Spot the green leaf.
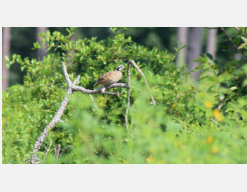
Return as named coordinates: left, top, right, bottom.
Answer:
left=38, top=32, right=45, bottom=39
left=192, top=59, right=202, bottom=63
left=177, top=45, right=187, bottom=52
left=206, top=53, right=213, bottom=60
left=198, top=75, right=210, bottom=82
left=241, top=36, right=247, bottom=43
left=230, top=86, right=238, bottom=91
left=216, top=83, right=220, bottom=93
left=5, top=55, right=9, bottom=62
left=243, top=79, right=247, bottom=87
left=225, top=108, right=236, bottom=113
left=238, top=42, right=247, bottom=49
left=219, top=93, right=224, bottom=100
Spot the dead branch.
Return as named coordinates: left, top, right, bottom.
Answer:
left=31, top=61, right=155, bottom=163
left=89, top=94, right=98, bottom=110
left=125, top=61, right=131, bottom=133
left=127, top=60, right=156, bottom=106
left=124, top=60, right=156, bottom=133
left=31, top=64, right=80, bottom=164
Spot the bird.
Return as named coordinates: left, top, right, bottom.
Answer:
left=93, top=65, right=125, bottom=87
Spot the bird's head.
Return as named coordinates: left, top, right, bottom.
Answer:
left=116, top=65, right=125, bottom=72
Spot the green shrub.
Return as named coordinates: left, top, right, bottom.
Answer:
left=2, top=27, right=247, bottom=164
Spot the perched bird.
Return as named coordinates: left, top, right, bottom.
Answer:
left=94, top=65, right=125, bottom=87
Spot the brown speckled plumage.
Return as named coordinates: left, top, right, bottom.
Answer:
left=94, top=65, right=125, bottom=87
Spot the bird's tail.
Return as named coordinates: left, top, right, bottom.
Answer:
left=93, top=81, right=99, bottom=87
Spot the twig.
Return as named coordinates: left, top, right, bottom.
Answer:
left=221, top=27, right=244, bottom=59
left=43, top=140, right=53, bottom=162
left=234, top=58, right=247, bottom=72
left=71, top=83, right=127, bottom=95
left=55, top=144, right=61, bottom=158
left=124, top=60, right=156, bottom=133
left=45, top=140, right=52, bottom=155
left=89, top=94, right=97, bottom=110
left=211, top=118, right=218, bottom=124
left=127, top=60, right=156, bottom=106
left=218, top=102, right=224, bottom=111
left=31, top=64, right=80, bottom=164
left=125, top=61, right=131, bottom=133
left=31, top=61, right=155, bottom=163
left=234, top=27, right=247, bottom=38
left=59, top=145, right=73, bottom=157
left=31, top=63, right=127, bottom=164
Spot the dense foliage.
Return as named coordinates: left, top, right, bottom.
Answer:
left=2, top=27, right=247, bottom=164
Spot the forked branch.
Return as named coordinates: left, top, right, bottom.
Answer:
left=125, top=60, right=156, bottom=133
left=31, top=61, right=155, bottom=163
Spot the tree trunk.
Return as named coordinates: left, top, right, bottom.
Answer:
left=186, top=27, right=203, bottom=81
left=68, top=33, right=76, bottom=67
left=2, top=27, right=11, bottom=90
left=36, top=27, right=47, bottom=60
left=206, top=28, right=217, bottom=58
left=176, top=27, right=188, bottom=67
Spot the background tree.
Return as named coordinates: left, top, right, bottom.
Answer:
left=186, top=27, right=203, bottom=80
left=206, top=27, right=217, bottom=58
left=36, top=27, right=48, bottom=60
left=3, top=27, right=243, bottom=86
left=176, top=27, right=188, bottom=67
left=2, top=27, right=247, bottom=164
left=2, top=27, right=11, bottom=90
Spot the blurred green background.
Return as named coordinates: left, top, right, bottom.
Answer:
left=2, top=27, right=247, bottom=164
left=3, top=27, right=237, bottom=88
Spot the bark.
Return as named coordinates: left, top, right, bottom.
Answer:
left=176, top=27, right=188, bottom=67
left=206, top=28, right=217, bottom=58
left=2, top=27, right=11, bottom=90
left=36, top=27, right=48, bottom=60
left=31, top=61, right=155, bottom=163
left=186, top=27, right=203, bottom=81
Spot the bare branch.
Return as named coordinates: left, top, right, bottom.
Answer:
left=127, top=60, right=156, bottom=106
left=55, top=144, right=61, bottom=158
left=234, top=27, right=247, bottom=38
left=59, top=145, right=73, bottom=157
left=31, top=63, right=127, bottom=164
left=234, top=58, right=247, bottom=72
left=221, top=27, right=244, bottom=59
left=211, top=118, right=218, bottom=124
left=125, top=61, right=131, bottom=133
left=31, top=61, right=155, bottom=163
left=73, top=75, right=81, bottom=85
left=31, top=63, right=80, bottom=164
left=218, top=102, right=224, bottom=111
left=71, top=83, right=127, bottom=95
left=124, top=60, right=156, bottom=133
left=62, top=63, right=72, bottom=86
left=89, top=94, right=98, bottom=110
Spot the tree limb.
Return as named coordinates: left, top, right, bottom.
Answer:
left=31, top=61, right=155, bottom=163
left=124, top=60, right=156, bottom=133
left=234, top=27, right=247, bottom=38
left=221, top=27, right=244, bottom=59
left=125, top=61, right=131, bottom=133
left=127, top=60, right=156, bottom=106
left=234, top=58, right=247, bottom=72
left=31, top=63, right=128, bottom=163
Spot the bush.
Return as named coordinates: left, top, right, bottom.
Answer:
left=2, top=27, right=247, bottom=164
